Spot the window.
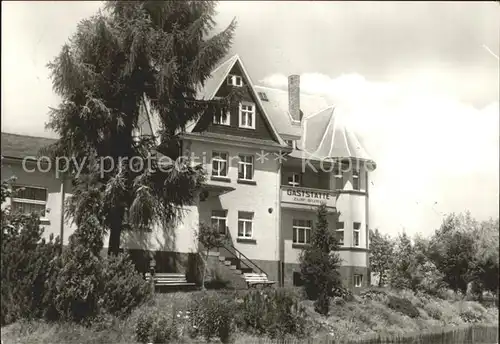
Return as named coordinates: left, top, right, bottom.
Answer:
left=238, top=212, right=253, bottom=238
left=334, top=173, right=343, bottom=190
left=336, top=221, right=344, bottom=245
left=211, top=210, right=227, bottom=235
left=287, top=173, right=301, bottom=187
left=11, top=186, right=47, bottom=217
left=213, top=109, right=230, bottom=125
left=258, top=91, right=268, bottom=101
left=353, top=169, right=360, bottom=190
left=293, top=219, right=312, bottom=244
left=238, top=155, right=254, bottom=180
left=285, top=140, right=295, bottom=149
left=227, top=74, right=243, bottom=87
left=353, top=222, right=361, bottom=247
left=239, top=102, right=255, bottom=129
left=212, top=152, right=228, bottom=177
left=354, top=274, right=363, bottom=287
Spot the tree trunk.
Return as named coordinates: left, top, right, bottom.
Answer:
left=107, top=208, right=123, bottom=256
left=378, top=272, right=384, bottom=287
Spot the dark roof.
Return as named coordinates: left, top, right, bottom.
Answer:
left=1, top=132, right=57, bottom=159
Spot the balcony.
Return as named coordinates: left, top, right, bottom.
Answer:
left=281, top=185, right=337, bottom=211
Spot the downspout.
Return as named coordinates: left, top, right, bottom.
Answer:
left=277, top=160, right=283, bottom=286
left=365, top=169, right=370, bottom=286
left=59, top=173, right=66, bottom=253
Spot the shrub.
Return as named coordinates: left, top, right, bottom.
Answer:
left=359, top=288, right=389, bottom=303
left=331, top=286, right=354, bottom=301
left=101, top=252, right=151, bottom=317
left=51, top=233, right=103, bottom=323
left=237, top=288, right=309, bottom=339
left=387, top=295, right=420, bottom=318
left=459, top=308, right=482, bottom=323
left=135, top=311, right=179, bottom=344
left=135, top=312, right=155, bottom=343
left=424, top=302, right=443, bottom=320
left=188, top=292, right=236, bottom=343
left=1, top=178, right=61, bottom=325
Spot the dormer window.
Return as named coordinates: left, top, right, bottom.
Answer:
left=227, top=75, right=243, bottom=87
left=258, top=92, right=269, bottom=101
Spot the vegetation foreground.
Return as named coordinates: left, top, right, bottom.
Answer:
left=1, top=288, right=498, bottom=344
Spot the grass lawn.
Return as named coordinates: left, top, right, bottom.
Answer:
left=1, top=288, right=498, bottom=344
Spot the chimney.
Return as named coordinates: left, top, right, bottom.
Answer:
left=288, top=75, right=301, bottom=124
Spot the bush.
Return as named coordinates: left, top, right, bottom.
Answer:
left=135, top=312, right=155, bottom=343
left=50, top=233, right=103, bottom=323
left=423, top=302, right=443, bottom=320
left=331, top=286, right=354, bottom=301
left=135, top=311, right=179, bottom=344
left=387, top=295, right=420, bottom=318
left=188, top=292, right=236, bottom=343
left=101, top=252, right=151, bottom=317
left=237, top=288, right=309, bottom=339
left=1, top=179, right=61, bottom=325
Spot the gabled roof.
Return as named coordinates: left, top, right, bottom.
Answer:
left=253, top=86, right=330, bottom=138
left=195, top=54, right=239, bottom=101
left=1, top=132, right=57, bottom=159
left=290, top=106, right=376, bottom=167
left=185, top=54, right=286, bottom=146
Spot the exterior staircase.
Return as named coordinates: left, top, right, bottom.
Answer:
left=207, top=244, right=275, bottom=288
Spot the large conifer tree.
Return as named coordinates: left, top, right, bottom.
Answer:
left=299, top=203, right=342, bottom=315
left=45, top=1, right=237, bottom=255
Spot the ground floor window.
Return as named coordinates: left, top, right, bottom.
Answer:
left=354, top=274, right=363, bottom=287
left=238, top=211, right=253, bottom=238
left=211, top=210, right=227, bottom=234
left=11, top=185, right=47, bottom=217
left=292, top=219, right=312, bottom=244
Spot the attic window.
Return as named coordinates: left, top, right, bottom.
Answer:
left=258, top=92, right=269, bottom=101
left=227, top=75, right=243, bottom=87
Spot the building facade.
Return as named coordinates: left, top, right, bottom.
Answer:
left=1, top=54, right=376, bottom=290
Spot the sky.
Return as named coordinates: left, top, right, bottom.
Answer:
left=2, top=1, right=499, bottom=238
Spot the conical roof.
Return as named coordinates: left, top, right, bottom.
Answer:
left=291, top=106, right=376, bottom=168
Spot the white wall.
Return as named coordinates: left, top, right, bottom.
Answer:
left=187, top=139, right=281, bottom=262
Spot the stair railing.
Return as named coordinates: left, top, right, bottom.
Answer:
left=220, top=241, right=268, bottom=276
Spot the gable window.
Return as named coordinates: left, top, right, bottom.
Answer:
left=354, top=274, right=363, bottom=288
left=336, top=221, right=344, bottom=245
left=238, top=155, right=254, bottom=180
left=213, top=109, right=230, bottom=126
left=211, top=210, right=227, bottom=235
left=352, top=169, right=360, bottom=190
left=11, top=186, right=48, bottom=217
left=287, top=173, right=301, bottom=187
left=238, top=211, right=253, bottom=238
left=293, top=219, right=312, bottom=245
left=212, top=152, right=228, bottom=177
left=353, top=222, right=361, bottom=247
left=239, top=102, right=255, bottom=129
left=227, top=74, right=243, bottom=87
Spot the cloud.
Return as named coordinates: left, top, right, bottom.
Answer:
left=260, top=72, right=499, bottom=236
